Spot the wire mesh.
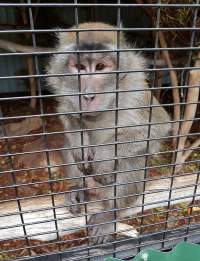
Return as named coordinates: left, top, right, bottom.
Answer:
left=0, top=1, right=199, bottom=261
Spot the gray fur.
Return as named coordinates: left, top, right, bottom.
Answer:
left=46, top=23, right=171, bottom=245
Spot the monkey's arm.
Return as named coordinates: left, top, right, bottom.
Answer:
left=88, top=135, right=141, bottom=186
left=61, top=115, right=94, bottom=174
left=91, top=114, right=169, bottom=186
left=61, top=116, right=94, bottom=214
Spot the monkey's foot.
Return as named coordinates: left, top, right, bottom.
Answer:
left=88, top=213, right=115, bottom=245
left=93, top=173, right=114, bottom=185
left=67, top=189, right=85, bottom=215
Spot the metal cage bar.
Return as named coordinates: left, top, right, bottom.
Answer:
left=0, top=2, right=199, bottom=261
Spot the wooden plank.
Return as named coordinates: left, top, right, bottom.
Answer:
left=0, top=173, right=199, bottom=241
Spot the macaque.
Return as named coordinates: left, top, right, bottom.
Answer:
left=47, top=22, right=171, bottom=244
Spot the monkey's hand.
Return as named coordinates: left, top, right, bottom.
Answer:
left=73, top=146, right=94, bottom=174
left=72, top=131, right=94, bottom=174
left=66, top=187, right=85, bottom=215
left=90, top=145, right=115, bottom=185
left=88, top=212, right=115, bottom=245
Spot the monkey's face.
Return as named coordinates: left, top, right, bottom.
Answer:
left=66, top=52, right=117, bottom=116
left=47, top=46, right=118, bottom=117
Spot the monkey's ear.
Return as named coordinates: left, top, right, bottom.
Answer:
left=50, top=27, right=74, bottom=50
left=56, top=28, right=77, bottom=50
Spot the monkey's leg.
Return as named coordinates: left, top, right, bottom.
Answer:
left=87, top=140, right=146, bottom=244
left=86, top=145, right=116, bottom=244
left=88, top=187, right=116, bottom=245
left=88, top=158, right=145, bottom=245
left=88, top=212, right=115, bottom=245
left=91, top=130, right=148, bottom=186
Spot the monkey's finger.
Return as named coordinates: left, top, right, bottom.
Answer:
left=69, top=205, right=81, bottom=215
left=97, top=229, right=113, bottom=244
left=69, top=192, right=82, bottom=214
left=104, top=233, right=113, bottom=243
left=89, top=226, right=110, bottom=245
left=88, top=226, right=99, bottom=245
left=87, top=148, right=95, bottom=161
left=85, top=164, right=93, bottom=175
left=89, top=235, right=99, bottom=245
left=96, top=235, right=104, bottom=245
left=89, top=233, right=112, bottom=245
left=70, top=191, right=78, bottom=202
left=78, top=191, right=85, bottom=203
left=77, top=163, right=85, bottom=172
left=88, top=225, right=99, bottom=237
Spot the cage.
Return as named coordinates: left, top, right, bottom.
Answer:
left=0, top=1, right=200, bottom=261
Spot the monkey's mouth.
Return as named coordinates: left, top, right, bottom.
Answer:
left=83, top=111, right=100, bottom=119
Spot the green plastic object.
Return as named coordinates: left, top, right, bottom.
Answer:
left=104, top=242, right=200, bottom=261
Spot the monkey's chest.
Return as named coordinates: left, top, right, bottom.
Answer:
left=90, top=128, right=115, bottom=146
left=85, top=112, right=115, bottom=144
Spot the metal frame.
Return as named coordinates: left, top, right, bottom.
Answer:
left=0, top=1, right=200, bottom=261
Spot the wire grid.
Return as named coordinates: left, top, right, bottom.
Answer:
left=0, top=2, right=200, bottom=261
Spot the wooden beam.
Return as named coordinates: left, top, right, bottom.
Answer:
left=0, top=39, right=52, bottom=53
left=0, top=173, right=199, bottom=241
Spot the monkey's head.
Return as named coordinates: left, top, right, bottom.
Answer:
left=47, top=22, right=145, bottom=117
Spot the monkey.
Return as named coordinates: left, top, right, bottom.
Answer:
left=46, top=22, right=171, bottom=245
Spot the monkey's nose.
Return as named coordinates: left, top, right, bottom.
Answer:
left=83, top=94, right=95, bottom=102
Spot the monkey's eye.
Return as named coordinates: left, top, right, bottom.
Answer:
left=96, top=63, right=105, bottom=71
left=75, top=64, right=86, bottom=71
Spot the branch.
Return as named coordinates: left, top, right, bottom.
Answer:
left=0, top=39, right=52, bottom=53
left=175, top=52, right=200, bottom=171
left=0, top=38, right=51, bottom=109
left=0, top=39, right=184, bottom=68
left=182, top=138, right=200, bottom=163
left=158, top=31, right=180, bottom=146
left=135, top=0, right=180, bottom=147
